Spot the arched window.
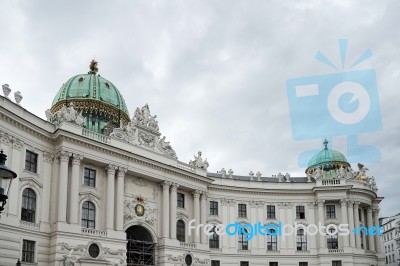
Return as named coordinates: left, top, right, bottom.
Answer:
left=267, top=228, right=277, bottom=251
left=82, top=201, right=95, bottom=229
left=296, top=229, right=307, bottom=250
left=238, top=229, right=249, bottom=250
left=327, top=227, right=338, bottom=249
left=21, top=188, right=36, bottom=223
left=209, top=226, right=219, bottom=249
left=176, top=220, right=185, bottom=242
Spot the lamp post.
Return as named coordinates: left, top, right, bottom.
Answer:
left=0, top=150, right=17, bottom=214
left=16, top=259, right=21, bottom=266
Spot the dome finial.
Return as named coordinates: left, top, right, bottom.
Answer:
left=89, top=59, right=99, bottom=74
left=323, top=139, right=329, bottom=150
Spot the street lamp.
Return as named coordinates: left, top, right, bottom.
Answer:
left=0, top=150, right=17, bottom=214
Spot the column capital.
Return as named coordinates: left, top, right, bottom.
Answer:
left=347, top=200, right=354, bottom=206
left=200, top=191, right=208, bottom=200
left=43, top=152, right=54, bottom=163
left=316, top=199, right=325, bottom=207
left=354, top=201, right=361, bottom=207
left=340, top=199, right=348, bottom=206
left=307, top=202, right=316, bottom=208
left=171, top=183, right=179, bottom=191
left=161, top=181, right=172, bottom=189
left=192, top=190, right=201, bottom=198
left=57, top=150, right=71, bottom=162
left=106, top=164, right=117, bottom=175
left=72, top=154, right=83, bottom=165
left=285, top=202, right=294, bottom=208
left=367, top=207, right=373, bottom=213
left=117, top=166, right=127, bottom=176
left=372, top=207, right=380, bottom=215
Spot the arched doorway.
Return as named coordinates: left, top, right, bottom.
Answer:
left=126, top=225, right=155, bottom=265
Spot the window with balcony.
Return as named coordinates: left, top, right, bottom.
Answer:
left=267, top=228, right=278, bottom=251
left=209, top=226, right=219, bottom=249
left=296, top=229, right=307, bottom=251
left=327, top=228, right=338, bottom=249
left=238, top=228, right=249, bottom=250
left=82, top=201, right=95, bottom=229
left=21, top=188, right=36, bottom=223
left=177, top=220, right=185, bottom=242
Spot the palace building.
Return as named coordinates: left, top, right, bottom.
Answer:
left=0, top=61, right=384, bottom=266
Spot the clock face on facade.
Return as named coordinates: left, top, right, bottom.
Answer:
left=135, top=204, right=145, bottom=216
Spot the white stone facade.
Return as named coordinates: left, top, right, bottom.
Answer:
left=0, top=95, right=385, bottom=266
left=381, top=214, right=400, bottom=265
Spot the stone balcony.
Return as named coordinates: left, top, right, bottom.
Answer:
left=316, top=178, right=376, bottom=191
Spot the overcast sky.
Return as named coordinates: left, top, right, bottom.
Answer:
left=0, top=1, right=399, bottom=217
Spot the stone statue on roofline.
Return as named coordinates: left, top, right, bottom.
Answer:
left=45, top=102, right=84, bottom=126
left=189, top=151, right=209, bottom=170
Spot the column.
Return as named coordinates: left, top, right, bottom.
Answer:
left=106, top=164, right=116, bottom=230
left=308, top=202, right=317, bottom=250
left=115, top=167, right=127, bottom=231
left=162, top=181, right=171, bottom=238
left=200, top=191, right=207, bottom=244
left=353, top=202, right=361, bottom=249
left=347, top=200, right=355, bottom=248
left=8, top=139, right=23, bottom=217
left=257, top=202, right=265, bottom=250
left=367, top=207, right=375, bottom=251
left=373, top=207, right=382, bottom=253
left=286, top=203, right=294, bottom=250
left=249, top=202, right=258, bottom=249
left=229, top=200, right=236, bottom=249
left=170, top=183, right=178, bottom=239
left=278, top=203, right=286, bottom=250
left=340, top=199, right=349, bottom=247
left=41, top=152, right=53, bottom=223
left=361, top=207, right=367, bottom=249
left=222, top=200, right=229, bottom=249
left=57, top=150, right=70, bottom=222
left=317, top=200, right=326, bottom=249
left=193, top=190, right=201, bottom=243
left=69, top=154, right=83, bottom=224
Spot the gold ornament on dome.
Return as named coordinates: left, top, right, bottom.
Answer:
left=89, top=59, right=99, bottom=74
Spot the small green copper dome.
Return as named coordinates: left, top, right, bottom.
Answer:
left=50, top=60, right=130, bottom=134
left=306, top=139, right=350, bottom=174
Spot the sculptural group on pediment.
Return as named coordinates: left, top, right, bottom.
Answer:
left=132, top=104, right=159, bottom=133
left=46, top=102, right=84, bottom=126
left=110, top=103, right=178, bottom=159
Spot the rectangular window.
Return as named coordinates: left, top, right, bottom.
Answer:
left=84, top=168, right=96, bottom=187
left=211, top=261, right=220, bottom=266
left=296, top=205, right=305, bottom=219
left=177, top=193, right=185, bottom=208
left=22, top=240, right=35, bottom=263
left=269, top=262, right=278, bottom=266
left=332, top=261, right=342, bottom=266
left=210, top=201, right=218, bottom=215
left=238, top=204, right=247, bottom=218
left=25, top=150, right=38, bottom=173
left=326, top=205, right=336, bottom=219
left=267, top=205, right=276, bottom=219
left=299, top=263, right=308, bottom=266
left=240, top=262, right=249, bottom=266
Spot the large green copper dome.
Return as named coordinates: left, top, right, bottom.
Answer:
left=50, top=60, right=130, bottom=134
left=306, top=139, right=350, bottom=175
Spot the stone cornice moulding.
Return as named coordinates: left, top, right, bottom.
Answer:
left=0, top=107, right=54, bottom=142
left=54, top=133, right=214, bottom=186
left=79, top=190, right=101, bottom=203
